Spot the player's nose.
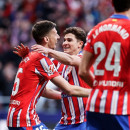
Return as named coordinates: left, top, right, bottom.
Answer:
left=57, top=34, right=60, bottom=39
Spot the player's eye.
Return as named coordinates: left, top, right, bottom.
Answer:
left=67, top=39, right=72, bottom=42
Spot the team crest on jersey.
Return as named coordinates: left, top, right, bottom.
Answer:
left=48, top=64, right=57, bottom=75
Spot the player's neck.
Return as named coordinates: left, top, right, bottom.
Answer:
left=115, top=9, right=130, bottom=19
left=44, top=44, right=49, bottom=49
left=72, top=49, right=82, bottom=55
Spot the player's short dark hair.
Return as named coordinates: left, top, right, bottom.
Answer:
left=32, top=20, right=56, bottom=44
left=112, top=0, right=130, bottom=12
left=63, top=27, right=86, bottom=48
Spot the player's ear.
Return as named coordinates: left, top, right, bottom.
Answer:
left=78, top=41, right=83, bottom=49
left=43, top=36, right=49, bottom=43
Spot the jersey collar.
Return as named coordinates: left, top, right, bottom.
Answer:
left=79, top=51, right=82, bottom=54
left=110, top=14, right=129, bottom=19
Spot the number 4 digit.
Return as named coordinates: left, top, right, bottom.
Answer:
left=105, top=42, right=121, bottom=77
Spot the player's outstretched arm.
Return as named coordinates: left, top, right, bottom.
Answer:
left=42, top=87, right=61, bottom=99
left=13, top=43, right=29, bottom=58
left=51, top=75, right=92, bottom=97
left=31, top=44, right=81, bottom=66
left=79, top=50, right=94, bottom=87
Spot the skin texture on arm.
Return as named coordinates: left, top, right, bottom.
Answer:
left=79, top=50, right=95, bottom=87
left=51, top=75, right=92, bottom=97
left=42, top=87, right=61, bottom=99
left=31, top=44, right=81, bottom=66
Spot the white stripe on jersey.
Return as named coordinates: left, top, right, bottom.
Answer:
left=26, top=103, right=31, bottom=127
left=40, top=58, right=56, bottom=76
left=57, top=63, right=67, bottom=78
left=99, top=90, right=108, bottom=113
left=17, top=109, right=22, bottom=127
left=61, top=65, right=67, bottom=78
left=32, top=109, right=38, bottom=125
left=40, top=58, right=50, bottom=76
left=31, top=81, right=47, bottom=125
left=122, top=92, right=128, bottom=115
left=35, top=68, right=42, bottom=76
left=61, top=98, right=68, bottom=125
left=72, top=67, right=79, bottom=85
left=86, top=91, right=91, bottom=110
left=78, top=97, right=85, bottom=123
left=72, top=67, right=85, bottom=123
left=57, top=62, right=62, bottom=70
left=110, top=91, right=119, bottom=114
left=9, top=107, right=15, bottom=127
left=65, top=66, right=72, bottom=80
left=90, top=89, right=99, bottom=112
left=26, top=81, right=47, bottom=126
left=68, top=97, right=75, bottom=124
left=7, top=107, right=11, bottom=126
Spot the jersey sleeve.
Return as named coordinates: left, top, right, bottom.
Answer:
left=35, top=54, right=59, bottom=80
left=51, top=58, right=59, bottom=67
left=83, top=29, right=94, bottom=53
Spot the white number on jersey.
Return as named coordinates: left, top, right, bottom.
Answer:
left=12, top=68, right=23, bottom=96
left=94, top=42, right=121, bottom=77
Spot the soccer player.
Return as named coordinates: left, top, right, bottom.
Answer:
left=32, top=27, right=92, bottom=129
left=78, top=0, right=130, bottom=129
left=7, top=20, right=91, bottom=129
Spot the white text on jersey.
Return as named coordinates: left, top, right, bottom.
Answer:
left=93, top=24, right=129, bottom=39
left=93, top=80, right=124, bottom=87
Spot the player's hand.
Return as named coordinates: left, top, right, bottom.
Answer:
left=31, top=44, right=50, bottom=54
left=13, top=43, right=29, bottom=58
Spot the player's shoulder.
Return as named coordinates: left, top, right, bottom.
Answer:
left=94, top=18, right=110, bottom=29
left=28, top=51, right=48, bottom=61
left=122, top=19, right=130, bottom=31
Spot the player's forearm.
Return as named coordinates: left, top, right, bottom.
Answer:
left=79, top=50, right=94, bottom=87
left=51, top=76, right=91, bottom=97
left=79, top=70, right=94, bottom=87
left=42, top=88, right=61, bottom=99
left=69, top=85, right=92, bottom=97
left=48, top=49, right=78, bottom=66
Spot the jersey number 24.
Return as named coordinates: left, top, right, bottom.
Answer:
left=93, top=42, right=121, bottom=77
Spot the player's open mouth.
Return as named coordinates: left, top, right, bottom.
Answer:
left=63, top=47, right=70, bottom=49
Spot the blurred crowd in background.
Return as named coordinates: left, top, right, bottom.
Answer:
left=0, top=0, right=114, bottom=112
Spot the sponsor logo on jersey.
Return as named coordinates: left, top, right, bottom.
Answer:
left=93, top=80, right=124, bottom=87
left=10, top=100, right=20, bottom=105
left=46, top=64, right=57, bottom=75
left=62, top=94, right=71, bottom=98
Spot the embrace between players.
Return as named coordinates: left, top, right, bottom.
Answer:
left=7, top=0, right=130, bottom=129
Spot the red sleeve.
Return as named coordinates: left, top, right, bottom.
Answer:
left=83, top=30, right=94, bottom=53
left=35, top=54, right=59, bottom=80
left=51, top=58, right=59, bottom=67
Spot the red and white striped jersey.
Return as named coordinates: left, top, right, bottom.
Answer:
left=84, top=14, right=130, bottom=115
left=53, top=53, right=91, bottom=125
left=7, top=52, right=59, bottom=127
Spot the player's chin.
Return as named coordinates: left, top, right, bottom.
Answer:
left=63, top=49, right=70, bottom=54
left=51, top=46, right=56, bottom=50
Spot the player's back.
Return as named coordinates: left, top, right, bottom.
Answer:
left=85, top=15, right=130, bottom=115
left=91, top=17, right=130, bottom=89
left=7, top=52, right=54, bottom=127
